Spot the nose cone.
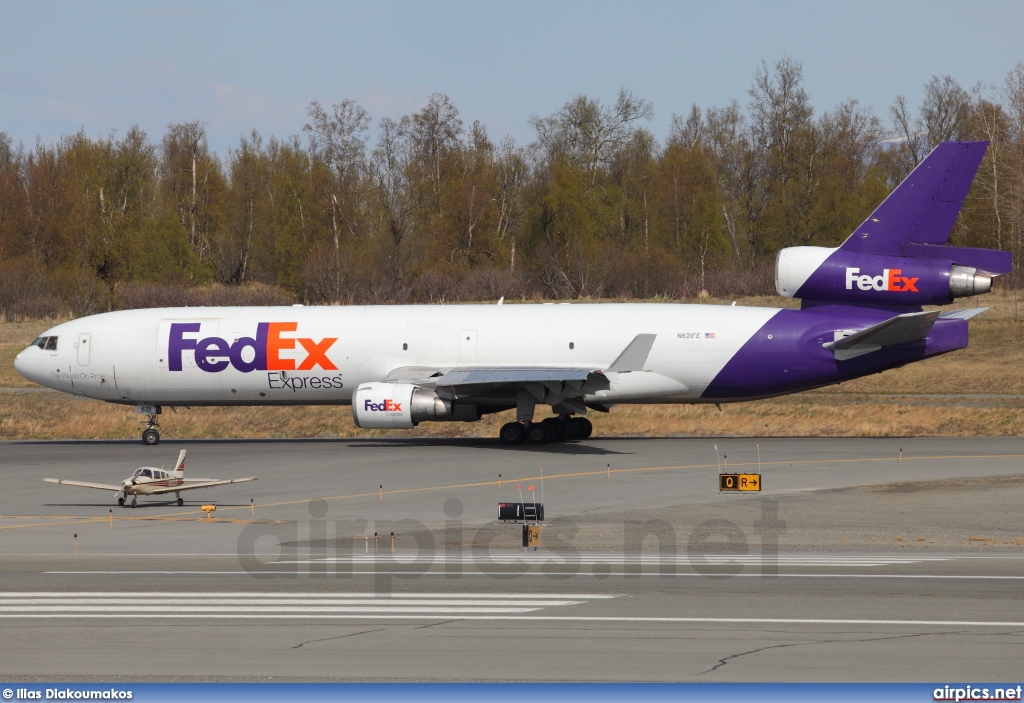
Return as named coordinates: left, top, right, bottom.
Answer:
left=14, top=346, right=51, bottom=388
left=13, top=348, right=33, bottom=381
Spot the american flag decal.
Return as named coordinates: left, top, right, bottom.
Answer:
left=705, top=332, right=715, bottom=339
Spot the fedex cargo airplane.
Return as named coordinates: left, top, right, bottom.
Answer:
left=14, top=141, right=1011, bottom=446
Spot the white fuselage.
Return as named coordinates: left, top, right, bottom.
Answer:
left=14, top=303, right=779, bottom=407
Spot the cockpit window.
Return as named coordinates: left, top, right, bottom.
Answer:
left=132, top=469, right=145, bottom=477
left=32, top=336, right=58, bottom=350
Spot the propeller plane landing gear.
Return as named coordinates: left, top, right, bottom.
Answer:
left=117, top=496, right=125, bottom=506
left=130, top=497, right=138, bottom=508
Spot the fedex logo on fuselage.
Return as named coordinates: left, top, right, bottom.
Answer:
left=844, top=268, right=919, bottom=293
left=364, top=399, right=402, bottom=412
left=169, top=322, right=338, bottom=373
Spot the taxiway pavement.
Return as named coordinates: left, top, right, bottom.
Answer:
left=2, top=436, right=1023, bottom=681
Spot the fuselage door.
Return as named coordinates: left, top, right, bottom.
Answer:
left=459, top=330, right=478, bottom=364
left=77, top=333, right=91, bottom=366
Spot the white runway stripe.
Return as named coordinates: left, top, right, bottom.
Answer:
left=0, top=606, right=544, bottom=614
left=290, top=554, right=952, bottom=567
left=43, top=571, right=1024, bottom=580
left=0, top=598, right=581, bottom=607
left=0, top=614, right=1021, bottom=628
left=0, top=591, right=619, bottom=599
left=0, top=592, right=614, bottom=619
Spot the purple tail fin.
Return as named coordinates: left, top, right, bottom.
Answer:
left=840, top=141, right=988, bottom=255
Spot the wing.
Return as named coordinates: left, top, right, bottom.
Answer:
left=823, top=311, right=940, bottom=361
left=44, top=478, right=123, bottom=492
left=383, top=334, right=656, bottom=414
left=386, top=365, right=610, bottom=413
left=146, top=477, right=258, bottom=495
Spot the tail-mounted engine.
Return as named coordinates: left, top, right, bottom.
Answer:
left=775, top=142, right=1013, bottom=307
left=352, top=382, right=453, bottom=429
left=776, top=245, right=1010, bottom=306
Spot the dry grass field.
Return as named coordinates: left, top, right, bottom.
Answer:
left=1, top=291, right=1022, bottom=441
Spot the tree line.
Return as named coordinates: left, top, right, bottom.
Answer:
left=2, top=57, right=1024, bottom=320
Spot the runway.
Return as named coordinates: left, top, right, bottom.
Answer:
left=2, top=436, right=1024, bottom=681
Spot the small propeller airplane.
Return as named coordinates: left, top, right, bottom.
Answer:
left=44, top=449, right=257, bottom=508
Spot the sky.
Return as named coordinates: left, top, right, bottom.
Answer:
left=2, top=0, right=1023, bottom=156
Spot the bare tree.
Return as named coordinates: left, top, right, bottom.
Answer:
left=530, top=88, right=653, bottom=187
left=921, top=74, right=971, bottom=147
left=748, top=56, right=813, bottom=160
left=494, top=135, right=527, bottom=269
left=159, top=121, right=220, bottom=265
left=402, top=93, right=463, bottom=218
left=667, top=103, right=705, bottom=148
left=371, top=117, right=415, bottom=283
left=304, top=99, right=370, bottom=181
left=304, top=99, right=371, bottom=297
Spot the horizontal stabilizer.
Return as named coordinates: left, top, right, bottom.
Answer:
left=823, top=310, right=939, bottom=361
left=607, top=334, right=657, bottom=372
left=900, top=243, right=1012, bottom=276
left=938, top=307, right=988, bottom=320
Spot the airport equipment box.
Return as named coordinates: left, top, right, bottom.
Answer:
left=498, top=502, right=544, bottom=522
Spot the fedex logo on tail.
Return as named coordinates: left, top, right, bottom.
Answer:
left=169, top=322, right=337, bottom=373
left=845, top=268, right=919, bottom=293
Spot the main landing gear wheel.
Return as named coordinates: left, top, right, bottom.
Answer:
left=177, top=497, right=184, bottom=507
left=141, top=428, right=160, bottom=446
left=117, top=497, right=125, bottom=506
left=567, top=416, right=593, bottom=440
left=526, top=422, right=552, bottom=445
left=542, top=417, right=569, bottom=441
left=499, top=421, right=526, bottom=445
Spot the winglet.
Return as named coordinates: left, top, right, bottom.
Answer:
left=608, top=334, right=657, bottom=372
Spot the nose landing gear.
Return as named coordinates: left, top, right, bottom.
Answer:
left=139, top=406, right=162, bottom=445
